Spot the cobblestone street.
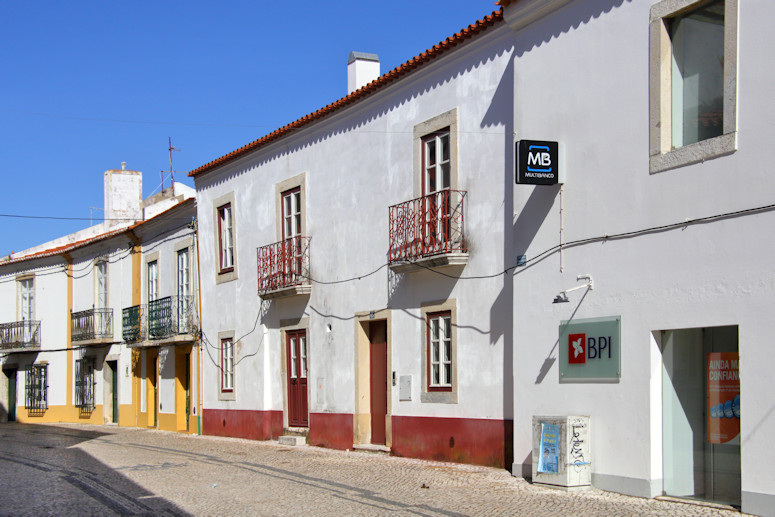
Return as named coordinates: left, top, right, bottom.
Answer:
left=0, top=423, right=750, bottom=516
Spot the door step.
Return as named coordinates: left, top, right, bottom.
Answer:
left=278, top=435, right=307, bottom=446
left=353, top=444, right=390, bottom=454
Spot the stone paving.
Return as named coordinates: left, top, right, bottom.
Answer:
left=0, top=422, right=753, bottom=516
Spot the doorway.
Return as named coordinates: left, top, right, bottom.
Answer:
left=106, top=360, right=118, bottom=424
left=661, top=326, right=740, bottom=506
left=147, top=351, right=158, bottom=427
left=4, top=369, right=17, bottom=422
left=175, top=350, right=191, bottom=431
left=286, top=329, right=308, bottom=427
left=369, top=321, right=388, bottom=445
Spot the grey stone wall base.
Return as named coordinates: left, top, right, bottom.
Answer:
left=743, top=491, right=775, bottom=517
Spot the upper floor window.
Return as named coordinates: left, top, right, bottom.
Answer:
left=282, top=188, right=302, bottom=240
left=218, top=203, right=234, bottom=272
left=147, top=260, right=159, bottom=303
left=423, top=130, right=451, bottom=195
left=19, top=277, right=34, bottom=322
left=95, top=260, right=108, bottom=309
left=649, top=0, right=737, bottom=172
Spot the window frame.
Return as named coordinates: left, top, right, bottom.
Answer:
left=95, top=259, right=108, bottom=310
left=17, top=275, right=35, bottom=322
left=212, top=192, right=237, bottom=283
left=426, top=311, right=453, bottom=391
left=147, top=259, right=159, bottom=304
left=218, top=203, right=234, bottom=273
left=413, top=109, right=458, bottom=199
left=420, top=299, right=458, bottom=404
left=220, top=336, right=235, bottom=394
left=25, top=363, right=48, bottom=411
left=75, top=357, right=96, bottom=411
left=649, top=0, right=738, bottom=173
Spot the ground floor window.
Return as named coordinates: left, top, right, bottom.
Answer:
left=75, top=357, right=96, bottom=411
left=661, top=325, right=740, bottom=506
left=25, top=363, right=47, bottom=411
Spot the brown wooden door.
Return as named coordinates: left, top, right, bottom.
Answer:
left=369, top=321, right=388, bottom=445
left=286, top=329, right=308, bottom=427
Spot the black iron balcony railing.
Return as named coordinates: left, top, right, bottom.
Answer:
left=122, top=304, right=146, bottom=343
left=257, top=236, right=311, bottom=293
left=148, top=295, right=195, bottom=340
left=388, top=189, right=467, bottom=264
left=0, top=320, right=41, bottom=349
left=71, top=308, right=113, bottom=342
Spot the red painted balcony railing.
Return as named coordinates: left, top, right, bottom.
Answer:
left=257, top=236, right=311, bottom=293
left=389, top=190, right=467, bottom=264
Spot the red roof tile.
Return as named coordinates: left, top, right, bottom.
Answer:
left=188, top=8, right=505, bottom=179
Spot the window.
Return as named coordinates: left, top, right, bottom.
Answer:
left=75, top=357, right=95, bottom=411
left=95, top=260, right=108, bottom=309
left=25, top=364, right=47, bottom=411
left=427, top=312, right=452, bottom=390
left=147, top=260, right=158, bottom=303
left=282, top=188, right=302, bottom=240
left=221, top=337, right=234, bottom=392
left=413, top=109, right=458, bottom=197
left=218, top=203, right=234, bottom=272
left=649, top=0, right=737, bottom=172
left=177, top=248, right=190, bottom=330
left=19, top=277, right=34, bottom=322
left=423, top=130, right=451, bottom=196
left=420, top=300, right=458, bottom=404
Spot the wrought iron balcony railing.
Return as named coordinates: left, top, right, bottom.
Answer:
left=122, top=304, right=146, bottom=343
left=257, top=236, right=311, bottom=293
left=147, top=295, right=196, bottom=340
left=71, top=308, right=113, bottom=342
left=388, top=189, right=467, bottom=264
left=0, top=320, right=41, bottom=349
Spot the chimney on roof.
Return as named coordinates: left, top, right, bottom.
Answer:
left=104, top=165, right=142, bottom=228
left=347, top=52, right=380, bottom=94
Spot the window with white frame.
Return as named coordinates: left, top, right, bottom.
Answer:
left=649, top=0, right=737, bottom=172
left=282, top=188, right=302, bottom=240
left=19, top=277, right=34, bottom=322
left=221, top=337, right=234, bottom=392
left=95, top=260, right=108, bottom=309
left=147, top=260, right=159, bottom=303
left=218, top=203, right=234, bottom=272
left=427, top=312, right=452, bottom=390
left=423, top=130, right=451, bottom=196
left=177, top=248, right=190, bottom=331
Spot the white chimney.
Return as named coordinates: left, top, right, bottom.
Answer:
left=104, top=165, right=142, bottom=227
left=347, top=52, right=380, bottom=94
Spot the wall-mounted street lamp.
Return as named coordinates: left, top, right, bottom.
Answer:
left=552, top=274, right=594, bottom=303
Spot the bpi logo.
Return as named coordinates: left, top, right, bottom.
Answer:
left=568, top=333, right=612, bottom=364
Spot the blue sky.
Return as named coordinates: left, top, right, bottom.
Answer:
left=0, top=1, right=498, bottom=256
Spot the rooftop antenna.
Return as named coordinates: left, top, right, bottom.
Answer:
left=164, top=136, right=181, bottom=197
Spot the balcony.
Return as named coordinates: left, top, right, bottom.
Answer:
left=71, top=308, right=114, bottom=344
left=257, top=236, right=311, bottom=299
left=0, top=320, right=41, bottom=352
left=388, top=189, right=468, bottom=273
left=122, top=304, right=146, bottom=344
left=147, top=295, right=196, bottom=343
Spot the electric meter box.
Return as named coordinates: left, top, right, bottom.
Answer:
left=532, top=415, right=591, bottom=489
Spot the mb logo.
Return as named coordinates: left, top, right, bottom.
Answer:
left=516, top=140, right=559, bottom=186
left=568, top=333, right=612, bottom=364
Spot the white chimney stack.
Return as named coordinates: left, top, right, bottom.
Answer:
left=104, top=165, right=142, bottom=227
left=347, top=52, right=380, bottom=94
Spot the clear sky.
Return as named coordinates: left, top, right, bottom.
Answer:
left=0, top=0, right=499, bottom=256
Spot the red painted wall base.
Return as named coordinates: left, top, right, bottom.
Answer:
left=391, top=415, right=513, bottom=468
left=309, top=412, right=353, bottom=450
left=202, top=409, right=283, bottom=441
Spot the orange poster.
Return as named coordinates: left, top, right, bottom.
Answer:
left=707, top=352, right=740, bottom=444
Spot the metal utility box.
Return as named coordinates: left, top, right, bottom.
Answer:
left=532, top=415, right=591, bottom=489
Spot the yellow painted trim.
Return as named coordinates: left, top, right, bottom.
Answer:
left=353, top=310, right=393, bottom=448
left=15, top=405, right=104, bottom=424
left=119, top=405, right=135, bottom=427
left=146, top=350, right=158, bottom=427
left=175, top=347, right=192, bottom=432
left=157, top=412, right=177, bottom=432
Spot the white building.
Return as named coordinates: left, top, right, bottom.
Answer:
left=0, top=165, right=198, bottom=435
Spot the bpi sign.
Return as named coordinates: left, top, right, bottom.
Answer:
left=516, top=140, right=559, bottom=185
left=559, top=316, right=621, bottom=381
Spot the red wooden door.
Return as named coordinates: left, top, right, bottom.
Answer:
left=369, top=321, right=388, bottom=445
left=286, top=329, right=308, bottom=427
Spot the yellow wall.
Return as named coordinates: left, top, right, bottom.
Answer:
left=16, top=405, right=104, bottom=424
